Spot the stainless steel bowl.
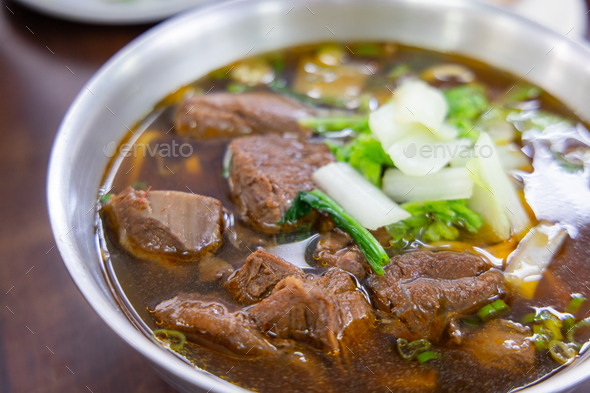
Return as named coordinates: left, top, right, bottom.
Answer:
left=47, top=0, right=590, bottom=391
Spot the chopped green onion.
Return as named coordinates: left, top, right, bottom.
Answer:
left=226, top=83, right=253, bottom=94
left=491, top=299, right=509, bottom=313
left=416, top=351, right=441, bottom=364
left=522, top=313, right=536, bottom=324
left=548, top=340, right=577, bottom=365
left=476, top=299, right=509, bottom=322
left=567, top=317, right=590, bottom=349
left=153, top=329, right=186, bottom=350
left=534, top=322, right=562, bottom=345
left=534, top=332, right=549, bottom=350
left=100, top=193, right=113, bottom=203
left=477, top=304, right=497, bottom=322
left=131, top=181, right=148, bottom=190
left=566, top=295, right=586, bottom=315
left=561, top=315, right=576, bottom=337
left=463, top=317, right=483, bottom=326
left=278, top=189, right=389, bottom=275
left=396, top=338, right=431, bottom=360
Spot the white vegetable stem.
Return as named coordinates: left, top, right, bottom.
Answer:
left=393, top=80, right=448, bottom=133
left=382, top=167, right=474, bottom=203
left=504, top=222, right=568, bottom=298
left=466, top=132, right=531, bottom=239
left=369, top=79, right=466, bottom=177
left=313, top=162, right=410, bottom=229
left=387, top=132, right=471, bottom=176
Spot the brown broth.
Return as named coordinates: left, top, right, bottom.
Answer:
left=97, top=43, right=590, bottom=393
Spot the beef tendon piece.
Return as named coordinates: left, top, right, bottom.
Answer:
left=464, top=319, right=535, bottom=372
left=224, top=248, right=304, bottom=304
left=315, top=229, right=367, bottom=280
left=368, top=251, right=505, bottom=343
left=228, top=134, right=334, bottom=234
left=104, top=187, right=224, bottom=262
left=175, top=92, right=312, bottom=139
left=249, top=269, right=374, bottom=352
left=154, top=294, right=276, bottom=357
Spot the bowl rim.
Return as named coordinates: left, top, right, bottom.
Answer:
left=47, top=0, right=590, bottom=392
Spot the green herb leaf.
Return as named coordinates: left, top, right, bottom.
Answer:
left=326, top=133, right=393, bottom=187
left=444, top=84, right=489, bottom=141
left=278, top=189, right=389, bottom=275
left=386, top=200, right=483, bottom=245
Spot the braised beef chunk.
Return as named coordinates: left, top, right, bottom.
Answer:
left=175, top=92, right=311, bottom=139
left=228, top=135, right=334, bottom=234
left=249, top=269, right=373, bottom=352
left=224, top=248, right=304, bottom=304
left=464, top=319, right=535, bottom=372
left=315, top=230, right=367, bottom=279
left=154, top=294, right=276, bottom=356
left=105, top=187, right=224, bottom=262
left=369, top=251, right=504, bottom=342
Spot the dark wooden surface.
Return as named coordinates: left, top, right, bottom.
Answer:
left=0, top=2, right=176, bottom=392
left=1, top=1, right=590, bottom=392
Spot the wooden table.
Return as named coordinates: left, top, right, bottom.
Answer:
left=0, top=1, right=589, bottom=392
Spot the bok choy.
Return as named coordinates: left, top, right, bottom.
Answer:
left=466, top=132, right=531, bottom=239
left=444, top=83, right=490, bottom=140
left=382, top=167, right=474, bottom=203
left=312, top=162, right=410, bottom=229
left=278, top=189, right=390, bottom=275
left=505, top=221, right=568, bottom=298
left=326, top=133, right=393, bottom=187
left=386, top=199, right=483, bottom=245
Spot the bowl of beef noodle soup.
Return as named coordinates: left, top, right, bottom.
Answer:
left=47, top=0, right=590, bottom=392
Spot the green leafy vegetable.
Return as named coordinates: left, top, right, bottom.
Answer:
left=153, top=329, right=186, bottom=350
left=326, top=134, right=393, bottom=187
left=386, top=200, right=483, bottom=245
left=444, top=84, right=490, bottom=140
left=299, top=116, right=370, bottom=134
left=278, top=189, right=389, bottom=275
